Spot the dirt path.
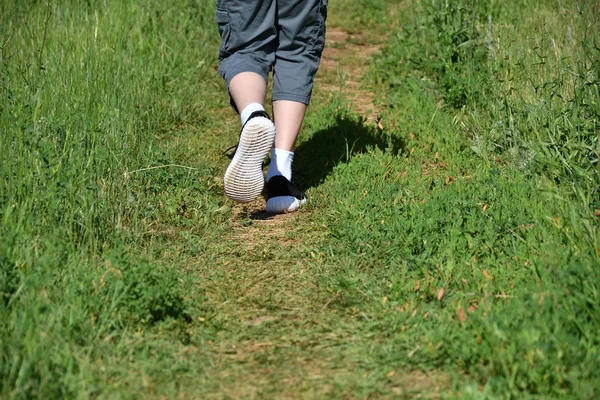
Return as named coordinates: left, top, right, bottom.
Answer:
left=318, top=28, right=381, bottom=122
left=182, top=20, right=452, bottom=398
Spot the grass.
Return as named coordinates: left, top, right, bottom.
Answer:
left=1, top=0, right=599, bottom=398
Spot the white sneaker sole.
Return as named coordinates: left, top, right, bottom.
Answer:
left=266, top=196, right=307, bottom=214
left=224, top=116, right=275, bottom=203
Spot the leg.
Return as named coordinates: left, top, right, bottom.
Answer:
left=271, top=0, right=327, bottom=155
left=272, top=100, right=307, bottom=151
left=265, top=0, right=327, bottom=213
left=216, top=0, right=276, bottom=102
left=216, top=0, right=278, bottom=203
left=229, top=72, right=268, bottom=113
left=229, top=72, right=269, bottom=126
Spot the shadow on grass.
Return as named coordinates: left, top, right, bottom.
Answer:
left=249, top=210, right=276, bottom=221
left=294, top=114, right=405, bottom=190
left=245, top=114, right=404, bottom=220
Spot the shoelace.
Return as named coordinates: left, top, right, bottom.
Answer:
left=222, top=144, right=237, bottom=160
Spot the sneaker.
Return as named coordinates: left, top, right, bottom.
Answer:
left=224, top=111, right=276, bottom=203
left=265, top=175, right=307, bottom=213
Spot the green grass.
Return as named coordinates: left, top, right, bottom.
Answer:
left=1, top=0, right=599, bottom=398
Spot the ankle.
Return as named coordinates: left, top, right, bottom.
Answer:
left=266, top=148, right=294, bottom=182
left=240, top=103, right=265, bottom=125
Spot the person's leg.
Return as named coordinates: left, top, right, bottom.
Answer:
left=264, top=100, right=306, bottom=184
left=216, top=0, right=277, bottom=202
left=272, top=100, right=307, bottom=151
left=216, top=0, right=275, bottom=97
left=229, top=72, right=267, bottom=124
left=265, top=0, right=327, bottom=213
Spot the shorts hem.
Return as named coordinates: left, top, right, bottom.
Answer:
left=271, top=93, right=311, bottom=105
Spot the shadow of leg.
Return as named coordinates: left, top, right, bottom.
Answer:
left=294, top=113, right=405, bottom=189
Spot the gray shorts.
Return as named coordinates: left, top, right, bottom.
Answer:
left=216, top=0, right=328, bottom=107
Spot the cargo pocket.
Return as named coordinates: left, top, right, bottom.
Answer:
left=313, top=0, right=328, bottom=53
left=216, top=8, right=230, bottom=60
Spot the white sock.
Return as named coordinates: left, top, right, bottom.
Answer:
left=266, top=148, right=294, bottom=182
left=240, top=103, right=265, bottom=125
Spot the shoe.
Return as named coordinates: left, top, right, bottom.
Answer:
left=224, top=111, right=276, bottom=203
left=265, top=175, right=307, bottom=213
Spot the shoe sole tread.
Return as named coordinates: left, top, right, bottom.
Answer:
left=224, top=117, right=275, bottom=203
